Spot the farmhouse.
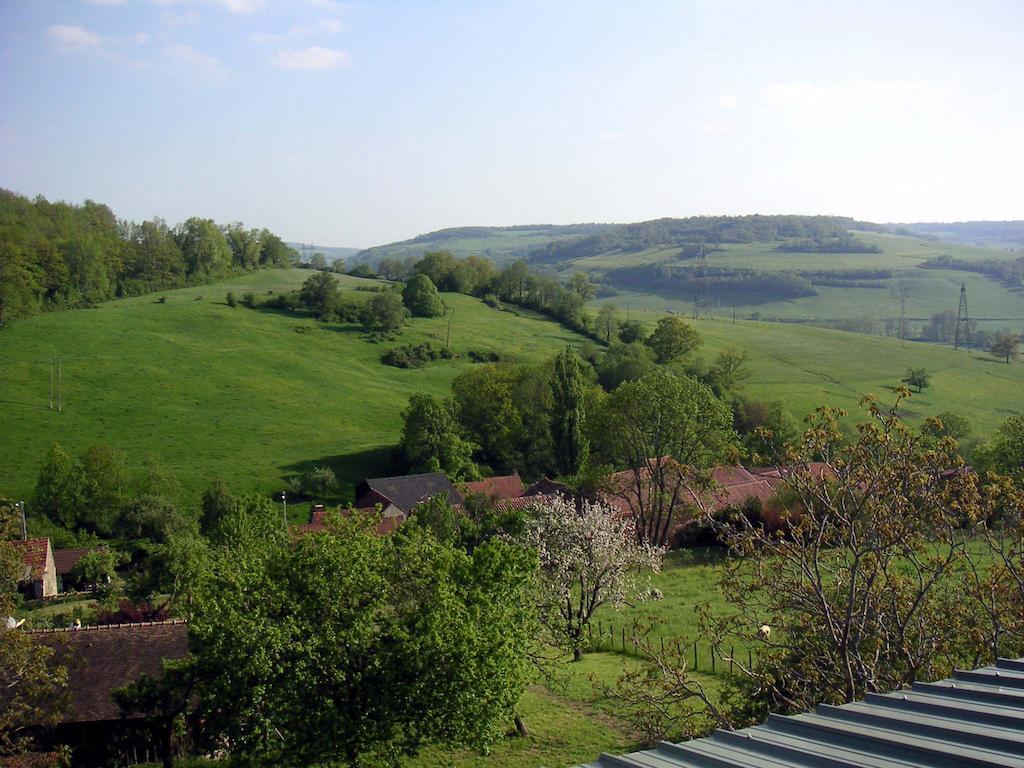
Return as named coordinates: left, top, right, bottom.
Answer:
left=11, top=538, right=58, bottom=599
left=354, top=472, right=465, bottom=515
left=52, top=546, right=104, bottom=594
left=27, top=620, right=190, bottom=766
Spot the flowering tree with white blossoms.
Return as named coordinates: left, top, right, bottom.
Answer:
left=528, top=495, right=664, bottom=660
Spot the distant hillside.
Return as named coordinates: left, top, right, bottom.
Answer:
left=898, top=221, right=1024, bottom=250
left=353, top=223, right=617, bottom=265
left=287, top=242, right=361, bottom=263
left=527, top=215, right=884, bottom=264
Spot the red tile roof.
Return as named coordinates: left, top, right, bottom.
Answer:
left=11, top=538, right=50, bottom=579
left=28, top=620, right=189, bottom=723
left=463, top=473, right=525, bottom=500
left=52, top=546, right=99, bottom=576
left=492, top=494, right=558, bottom=512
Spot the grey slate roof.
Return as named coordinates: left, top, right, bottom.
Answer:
left=581, top=657, right=1024, bottom=768
left=356, top=472, right=464, bottom=514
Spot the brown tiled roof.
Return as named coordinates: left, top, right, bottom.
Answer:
left=11, top=538, right=49, bottom=579
left=463, top=473, right=524, bottom=500
left=52, top=546, right=100, bottom=576
left=28, top=620, right=189, bottom=723
left=492, top=494, right=558, bottom=512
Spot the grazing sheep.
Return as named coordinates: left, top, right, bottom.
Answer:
left=757, top=624, right=771, bottom=640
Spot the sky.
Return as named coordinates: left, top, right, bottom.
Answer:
left=1, top=1, right=1022, bottom=247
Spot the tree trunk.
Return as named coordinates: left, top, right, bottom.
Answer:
left=514, top=714, right=529, bottom=737
left=573, top=646, right=583, bottom=661
left=160, top=720, right=174, bottom=768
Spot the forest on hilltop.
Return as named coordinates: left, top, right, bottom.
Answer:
left=0, top=189, right=298, bottom=326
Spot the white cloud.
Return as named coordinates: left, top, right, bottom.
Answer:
left=319, top=18, right=343, bottom=33
left=86, top=0, right=128, bottom=5
left=47, top=24, right=103, bottom=47
left=133, top=32, right=150, bottom=44
left=273, top=46, right=348, bottom=71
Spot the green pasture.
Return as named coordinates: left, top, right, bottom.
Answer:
left=576, top=232, right=1023, bottom=330
left=0, top=269, right=589, bottom=513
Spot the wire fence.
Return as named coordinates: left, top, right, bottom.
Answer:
left=587, top=620, right=756, bottom=675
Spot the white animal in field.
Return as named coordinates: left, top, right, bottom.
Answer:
left=757, top=624, right=771, bottom=640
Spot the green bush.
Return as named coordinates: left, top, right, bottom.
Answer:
left=226, top=291, right=237, bottom=308
left=382, top=342, right=452, bottom=369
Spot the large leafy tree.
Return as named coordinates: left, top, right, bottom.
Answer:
left=33, top=441, right=86, bottom=530
left=362, top=289, right=407, bottom=335
left=413, top=250, right=457, bottom=289
left=550, top=347, right=589, bottom=476
left=185, top=514, right=536, bottom=767
left=400, top=393, right=478, bottom=480
left=595, top=369, right=735, bottom=546
left=224, top=223, right=263, bottom=270
left=298, top=270, right=340, bottom=319
left=979, top=414, right=1024, bottom=478
left=645, top=316, right=701, bottom=363
left=175, top=217, right=232, bottom=277
left=402, top=273, right=446, bottom=317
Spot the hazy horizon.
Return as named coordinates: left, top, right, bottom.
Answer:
left=2, top=0, right=1022, bottom=247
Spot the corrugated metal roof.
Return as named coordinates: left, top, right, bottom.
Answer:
left=580, top=657, right=1024, bottom=768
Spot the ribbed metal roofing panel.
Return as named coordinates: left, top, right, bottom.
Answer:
left=580, top=658, right=1024, bottom=768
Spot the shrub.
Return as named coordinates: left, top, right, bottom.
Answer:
left=226, top=291, right=237, bottom=307
left=468, top=350, right=501, bottom=363
left=241, top=292, right=256, bottom=308
left=382, top=342, right=452, bottom=369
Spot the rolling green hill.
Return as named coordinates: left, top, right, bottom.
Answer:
left=353, top=223, right=617, bottom=265
left=0, top=269, right=590, bottom=512
left=2, top=269, right=1021, bottom=517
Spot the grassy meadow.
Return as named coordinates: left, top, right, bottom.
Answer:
left=0, top=269, right=588, bottom=514
left=2, top=268, right=1022, bottom=518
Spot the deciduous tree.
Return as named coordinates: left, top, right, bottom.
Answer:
left=186, top=514, right=536, bottom=766
left=645, top=316, right=701, bottom=363
left=550, top=347, right=589, bottom=476
left=402, top=273, right=446, bottom=317
left=400, top=393, right=478, bottom=480
left=528, top=496, right=662, bottom=660
left=596, top=369, right=735, bottom=546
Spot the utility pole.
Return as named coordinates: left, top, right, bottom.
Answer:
left=954, top=282, right=971, bottom=351
left=18, top=501, right=27, bottom=540
left=446, top=306, right=454, bottom=351
left=49, top=359, right=54, bottom=410
left=693, top=244, right=709, bottom=320
left=280, top=491, right=288, bottom=530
